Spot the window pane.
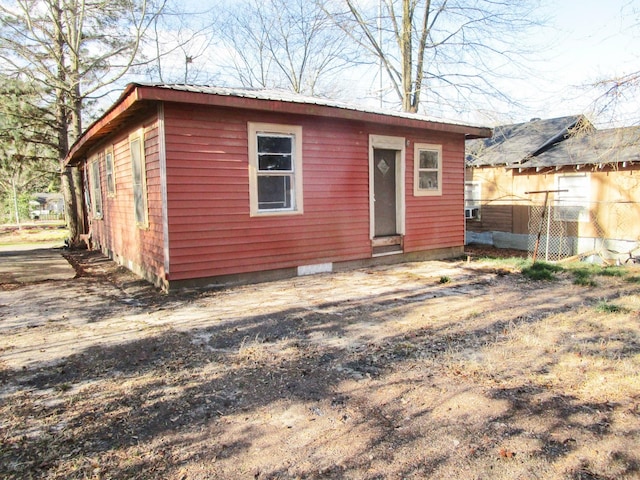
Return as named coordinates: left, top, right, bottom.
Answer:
left=557, top=175, right=589, bottom=204
left=258, top=175, right=292, bottom=210
left=134, top=188, right=145, bottom=223
left=465, top=182, right=481, bottom=206
left=420, top=150, right=439, bottom=169
left=258, top=135, right=292, bottom=154
left=130, top=137, right=146, bottom=224
left=249, top=124, right=302, bottom=216
left=556, top=175, right=589, bottom=222
left=131, top=139, right=142, bottom=184
left=258, top=154, right=292, bottom=171
left=419, top=171, right=438, bottom=190
left=105, top=152, right=115, bottom=194
left=91, top=162, right=102, bottom=216
left=91, top=162, right=99, bottom=185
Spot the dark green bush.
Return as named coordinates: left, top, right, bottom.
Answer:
left=521, top=261, right=564, bottom=281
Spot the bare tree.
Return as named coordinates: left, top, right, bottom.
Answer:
left=143, top=3, right=222, bottom=85
left=591, top=71, right=640, bottom=124
left=323, top=0, right=542, bottom=113
left=0, top=0, right=164, bottom=243
left=218, top=0, right=352, bottom=96
left=589, top=3, right=639, bottom=125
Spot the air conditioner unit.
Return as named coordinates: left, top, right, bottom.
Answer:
left=465, top=207, right=479, bottom=219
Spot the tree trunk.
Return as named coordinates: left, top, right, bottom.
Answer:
left=401, top=0, right=413, bottom=112
left=52, top=0, right=85, bottom=246
left=11, top=177, right=21, bottom=229
left=60, top=158, right=86, bottom=247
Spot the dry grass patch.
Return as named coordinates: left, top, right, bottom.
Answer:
left=1, top=250, right=639, bottom=479
left=0, top=225, right=68, bottom=246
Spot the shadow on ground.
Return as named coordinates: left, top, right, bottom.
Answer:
left=1, top=250, right=639, bottom=479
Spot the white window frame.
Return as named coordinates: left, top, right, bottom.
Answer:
left=555, top=173, right=590, bottom=222
left=413, top=143, right=442, bottom=196
left=464, top=181, right=482, bottom=220
left=465, top=181, right=482, bottom=207
left=248, top=122, right=303, bottom=217
left=130, top=128, right=149, bottom=228
left=90, top=157, right=103, bottom=219
left=105, top=146, right=115, bottom=196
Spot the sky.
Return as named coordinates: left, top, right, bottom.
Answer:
left=506, top=0, right=639, bottom=128
left=118, top=0, right=638, bottom=129
left=343, top=0, right=639, bottom=127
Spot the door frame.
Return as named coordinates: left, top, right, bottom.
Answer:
left=369, top=134, right=406, bottom=240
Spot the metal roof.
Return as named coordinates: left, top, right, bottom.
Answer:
left=146, top=83, right=488, bottom=129
left=65, top=83, right=492, bottom=166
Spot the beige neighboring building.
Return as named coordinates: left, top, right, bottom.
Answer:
left=465, top=116, right=640, bottom=262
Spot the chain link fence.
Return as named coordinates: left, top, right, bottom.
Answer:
left=527, top=201, right=640, bottom=263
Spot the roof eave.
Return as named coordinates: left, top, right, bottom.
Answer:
left=133, top=85, right=492, bottom=138
left=65, top=84, right=492, bottom=166
left=65, top=84, right=141, bottom=166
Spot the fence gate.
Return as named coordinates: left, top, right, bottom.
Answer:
left=527, top=203, right=573, bottom=261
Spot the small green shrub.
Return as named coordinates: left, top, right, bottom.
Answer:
left=598, top=267, right=626, bottom=277
left=574, top=277, right=597, bottom=287
left=572, top=268, right=597, bottom=287
left=439, top=275, right=451, bottom=284
left=625, top=275, right=640, bottom=284
left=521, top=261, right=563, bottom=281
left=595, top=301, right=628, bottom=314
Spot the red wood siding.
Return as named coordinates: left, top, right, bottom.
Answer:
left=85, top=100, right=468, bottom=285
left=163, top=104, right=465, bottom=282
left=404, top=131, right=466, bottom=251
left=363, top=124, right=466, bottom=252
left=87, top=113, right=166, bottom=283
left=164, top=104, right=372, bottom=280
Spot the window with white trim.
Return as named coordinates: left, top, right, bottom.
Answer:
left=90, top=158, right=103, bottom=219
left=555, top=173, right=590, bottom=222
left=414, top=143, right=442, bottom=196
left=105, top=146, right=115, bottom=196
left=248, top=122, right=303, bottom=216
left=130, top=129, right=148, bottom=227
left=465, top=181, right=481, bottom=219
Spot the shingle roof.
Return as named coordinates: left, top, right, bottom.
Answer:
left=466, top=115, right=588, bottom=167
left=523, top=126, right=640, bottom=169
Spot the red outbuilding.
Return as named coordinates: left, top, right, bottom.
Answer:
left=65, top=84, right=491, bottom=290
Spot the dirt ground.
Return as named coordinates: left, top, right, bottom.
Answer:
left=1, top=247, right=639, bottom=479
